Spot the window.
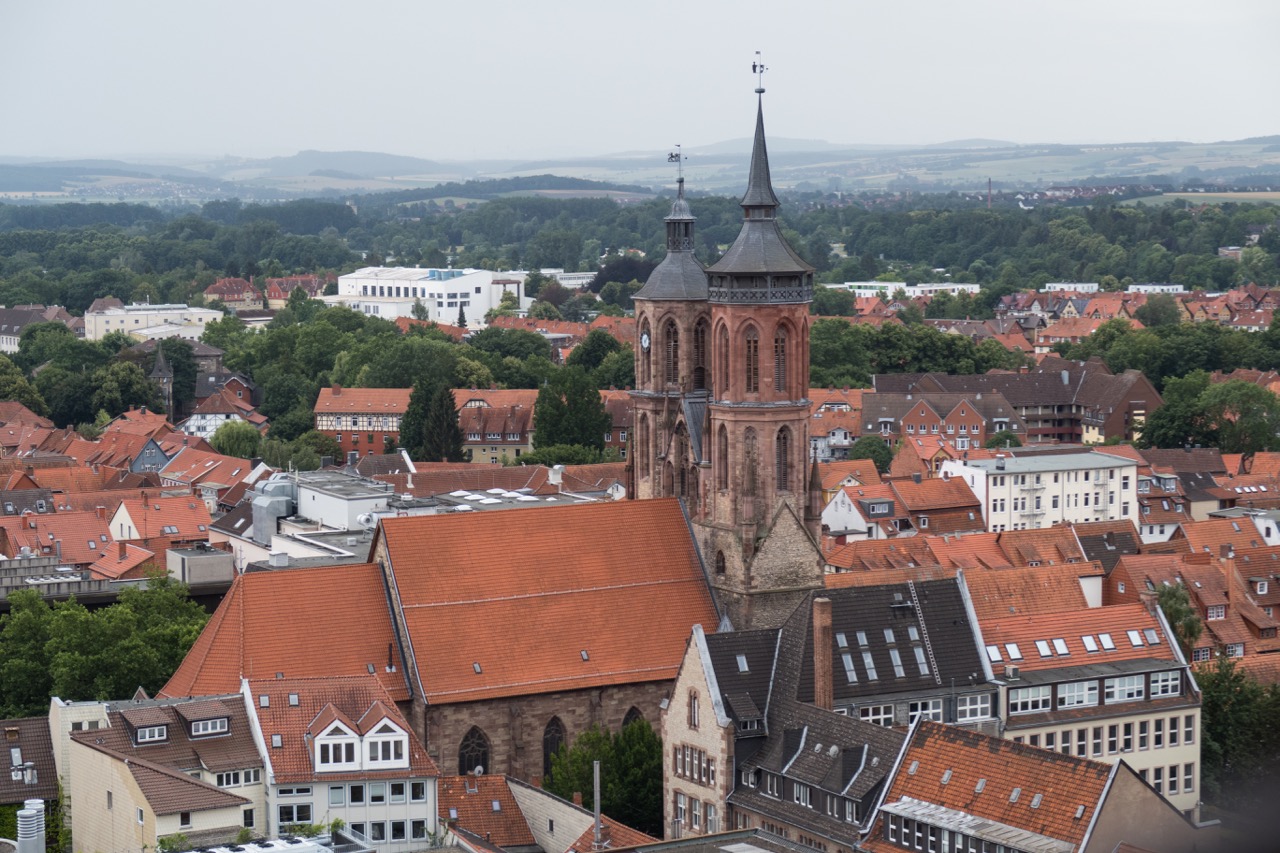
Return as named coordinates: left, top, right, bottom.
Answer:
left=369, top=823, right=386, bottom=842
left=1104, top=675, right=1145, bottom=703
left=319, top=741, right=355, bottom=764
left=688, top=691, right=700, bottom=728
left=859, top=704, right=894, bottom=727
left=350, top=784, right=364, bottom=804
left=543, top=717, right=566, bottom=778
left=675, top=792, right=687, bottom=823
left=1058, top=681, right=1098, bottom=708
left=459, top=726, right=490, bottom=775
left=243, top=808, right=254, bottom=828
left=773, top=326, right=788, bottom=393
left=370, top=782, right=386, bottom=804
left=956, top=694, right=990, bottom=721
left=1185, top=715, right=1195, bottom=744
left=279, top=804, right=313, bottom=825
left=136, top=725, right=166, bottom=743
left=1207, top=604, right=1225, bottom=620
left=1139, top=720, right=1149, bottom=750
left=692, top=798, right=702, bottom=829
left=1151, top=671, right=1181, bottom=697
left=909, top=699, right=942, bottom=723
left=391, top=821, right=407, bottom=841
left=744, top=327, right=759, bottom=393
left=138, top=808, right=145, bottom=826
left=179, top=811, right=192, bottom=828
left=1226, top=643, right=1244, bottom=658
left=330, top=786, right=345, bottom=806
left=663, top=321, right=679, bottom=385
left=191, top=717, right=228, bottom=737
left=412, top=781, right=427, bottom=802
left=1184, top=763, right=1195, bottom=793
left=412, top=820, right=428, bottom=840
left=793, top=783, right=811, bottom=807
left=1009, top=685, right=1052, bottom=713
left=776, top=427, right=791, bottom=491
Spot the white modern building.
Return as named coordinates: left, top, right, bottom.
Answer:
left=84, top=303, right=224, bottom=341
left=940, top=451, right=1139, bottom=532
left=1128, top=283, right=1187, bottom=294
left=329, top=267, right=530, bottom=328
left=828, top=281, right=982, bottom=299
left=1043, top=282, right=1100, bottom=293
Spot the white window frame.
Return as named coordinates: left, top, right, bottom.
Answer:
left=1104, top=675, right=1145, bottom=703
left=1009, top=685, right=1052, bottom=714
left=1057, top=680, right=1098, bottom=708
left=1150, top=670, right=1181, bottom=697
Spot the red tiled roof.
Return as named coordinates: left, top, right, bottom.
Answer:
left=376, top=499, right=718, bottom=704
left=925, top=532, right=1015, bottom=570
left=891, top=477, right=981, bottom=512
left=978, top=603, right=1178, bottom=673
left=160, top=447, right=254, bottom=487
left=996, top=527, right=1086, bottom=566
left=439, top=776, right=536, bottom=847
left=0, top=509, right=113, bottom=564
left=116, top=494, right=214, bottom=542
left=395, top=317, right=469, bottom=341
left=89, top=542, right=156, bottom=580
left=248, top=674, right=437, bottom=785
left=314, top=386, right=412, bottom=415
left=963, top=563, right=1102, bottom=620
left=863, top=721, right=1111, bottom=853
left=816, top=459, right=882, bottom=490
left=160, top=563, right=409, bottom=702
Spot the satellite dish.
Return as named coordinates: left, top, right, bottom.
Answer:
left=357, top=513, right=376, bottom=530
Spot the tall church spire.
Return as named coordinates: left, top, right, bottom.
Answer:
left=740, top=95, right=780, bottom=211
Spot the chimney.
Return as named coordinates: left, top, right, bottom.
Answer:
left=95, top=506, right=107, bottom=521
left=331, top=383, right=342, bottom=396
left=16, top=801, right=44, bottom=853
left=813, top=597, right=834, bottom=711
left=118, top=541, right=127, bottom=560
left=573, top=792, right=583, bottom=807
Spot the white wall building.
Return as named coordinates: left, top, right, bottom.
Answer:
left=827, top=281, right=981, bottom=299
left=1127, top=283, right=1187, bottom=294
left=1043, top=282, right=1100, bottom=293
left=940, top=451, right=1139, bottom=532
left=84, top=303, right=224, bottom=341
left=330, top=267, right=530, bottom=328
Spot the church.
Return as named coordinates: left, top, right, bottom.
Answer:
left=630, top=85, right=826, bottom=631
left=162, top=86, right=828, bottom=784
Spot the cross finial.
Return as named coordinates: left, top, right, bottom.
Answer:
left=667, top=144, right=684, bottom=181
left=752, top=51, right=767, bottom=94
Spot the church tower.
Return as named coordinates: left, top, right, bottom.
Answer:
left=696, top=80, right=823, bottom=629
left=631, top=71, right=824, bottom=630
left=631, top=173, right=711, bottom=504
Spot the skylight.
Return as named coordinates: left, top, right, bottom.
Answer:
left=1082, top=635, right=1099, bottom=653
left=836, top=632, right=848, bottom=648
left=1127, top=630, right=1144, bottom=647
left=986, top=645, right=1003, bottom=662
left=841, top=653, right=857, bottom=684
left=1035, top=640, right=1053, bottom=658
left=884, top=628, right=896, bottom=644
left=862, top=651, right=878, bottom=681
left=736, top=654, right=749, bottom=673
left=856, top=631, right=869, bottom=647
left=1144, top=628, right=1160, bottom=644
left=1052, top=638, right=1069, bottom=656
left=889, top=648, right=906, bottom=678
left=1098, top=633, right=1116, bottom=650
left=1006, top=643, right=1023, bottom=660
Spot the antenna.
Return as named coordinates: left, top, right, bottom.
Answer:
left=752, top=51, right=767, bottom=93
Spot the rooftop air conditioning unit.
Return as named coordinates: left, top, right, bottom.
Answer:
left=1004, top=664, right=1020, bottom=681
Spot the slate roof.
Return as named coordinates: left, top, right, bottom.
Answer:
left=705, top=629, right=780, bottom=725
left=1072, top=520, right=1141, bottom=574
left=794, top=581, right=987, bottom=706
left=248, top=674, right=437, bottom=785
left=160, top=563, right=409, bottom=702
left=1139, top=447, right=1226, bottom=475
left=634, top=180, right=706, bottom=301
left=862, top=721, right=1111, bottom=853
left=376, top=499, right=718, bottom=704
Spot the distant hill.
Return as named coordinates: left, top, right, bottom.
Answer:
left=232, top=150, right=445, bottom=179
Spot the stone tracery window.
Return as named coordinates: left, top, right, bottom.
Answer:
left=458, top=726, right=490, bottom=775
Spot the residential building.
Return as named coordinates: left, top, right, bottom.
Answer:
left=940, top=450, right=1138, bottom=532
left=975, top=602, right=1202, bottom=816
left=313, top=385, right=411, bottom=457
left=453, top=388, right=537, bottom=464
left=861, top=720, right=1207, bottom=853
left=0, top=716, right=58, bottom=810
left=0, top=307, right=53, bottom=353
left=179, top=387, right=269, bottom=440
left=203, top=278, right=264, bottom=311
left=67, top=694, right=266, bottom=852
left=859, top=392, right=1025, bottom=452
left=244, top=675, right=439, bottom=850
left=264, top=275, right=329, bottom=309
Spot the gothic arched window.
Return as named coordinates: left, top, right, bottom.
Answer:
left=717, top=325, right=730, bottom=396
left=623, top=707, right=645, bottom=728
left=459, top=726, right=490, bottom=775
left=664, top=320, right=679, bottom=386
left=542, top=717, right=565, bottom=779
left=744, top=326, right=760, bottom=393
left=773, top=325, right=788, bottom=393
left=716, top=425, right=729, bottom=490
left=776, top=427, right=792, bottom=491
left=693, top=319, right=709, bottom=391
left=637, top=414, right=650, bottom=479
left=715, top=551, right=726, bottom=575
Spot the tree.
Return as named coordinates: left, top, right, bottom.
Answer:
left=1200, top=380, right=1280, bottom=456
left=1195, top=656, right=1280, bottom=808
left=421, top=385, right=466, bottom=462
left=984, top=430, right=1022, bottom=449
left=0, top=355, right=48, bottom=416
left=457, top=304, right=467, bottom=328
left=293, top=430, right=343, bottom=462
left=398, top=382, right=434, bottom=461
left=1156, top=583, right=1202, bottom=660
left=513, top=444, right=606, bottom=466
left=158, top=337, right=198, bottom=417
left=566, top=329, right=621, bottom=374
left=848, top=436, right=894, bottom=474
left=534, top=367, right=610, bottom=451
left=545, top=719, right=663, bottom=837
left=210, top=420, right=263, bottom=459
left=412, top=298, right=430, bottom=321
left=1134, top=293, right=1182, bottom=328
left=90, top=361, right=161, bottom=418
left=528, top=300, right=562, bottom=320
left=1137, top=370, right=1216, bottom=449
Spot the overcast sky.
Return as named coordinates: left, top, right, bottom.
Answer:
left=3, top=0, right=1276, bottom=163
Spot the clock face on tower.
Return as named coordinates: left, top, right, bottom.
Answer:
left=640, top=331, right=651, bottom=351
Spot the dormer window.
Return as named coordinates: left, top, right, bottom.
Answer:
left=136, top=725, right=167, bottom=743
left=191, top=718, right=228, bottom=737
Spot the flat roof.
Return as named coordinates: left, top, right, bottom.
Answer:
left=953, top=453, right=1134, bottom=474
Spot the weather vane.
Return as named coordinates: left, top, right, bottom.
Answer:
left=752, top=51, right=767, bottom=93
left=667, top=144, right=684, bottom=181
